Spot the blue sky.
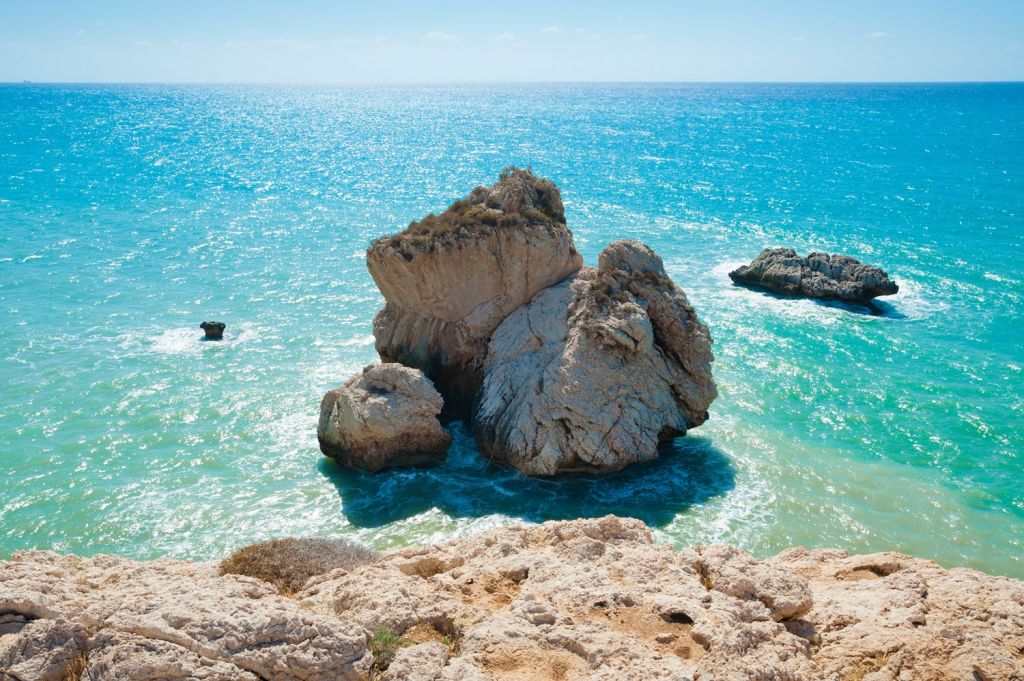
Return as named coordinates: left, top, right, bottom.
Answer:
left=1, top=0, right=1021, bottom=82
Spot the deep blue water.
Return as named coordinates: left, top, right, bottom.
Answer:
left=1, top=83, right=1021, bottom=576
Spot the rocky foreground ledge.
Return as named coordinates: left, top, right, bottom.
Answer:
left=3, top=517, right=1022, bottom=681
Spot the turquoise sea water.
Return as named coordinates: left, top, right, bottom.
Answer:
left=1, top=83, right=1021, bottom=576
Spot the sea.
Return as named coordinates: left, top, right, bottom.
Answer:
left=1, top=83, right=1021, bottom=577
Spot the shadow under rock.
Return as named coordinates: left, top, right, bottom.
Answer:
left=320, top=421, right=736, bottom=529
left=730, top=282, right=905, bottom=319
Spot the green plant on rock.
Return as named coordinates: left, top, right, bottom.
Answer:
left=368, top=625, right=410, bottom=678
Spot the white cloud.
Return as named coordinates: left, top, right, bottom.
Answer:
left=573, top=28, right=586, bottom=34
left=791, top=35, right=805, bottom=42
left=134, top=40, right=155, bottom=49
left=76, top=28, right=87, bottom=36
left=865, top=31, right=893, bottom=39
left=542, top=26, right=561, bottom=33
left=494, top=32, right=516, bottom=42
left=628, top=33, right=646, bottom=41
left=422, top=30, right=458, bottom=42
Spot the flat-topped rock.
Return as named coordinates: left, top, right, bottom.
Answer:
left=729, top=248, right=899, bottom=303
left=318, top=363, right=451, bottom=473
left=473, top=240, right=716, bottom=475
left=367, top=167, right=582, bottom=419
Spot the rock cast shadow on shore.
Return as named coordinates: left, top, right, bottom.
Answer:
left=320, top=422, right=736, bottom=529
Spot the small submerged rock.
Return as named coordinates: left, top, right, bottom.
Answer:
left=317, top=363, right=451, bottom=473
left=200, top=321, right=226, bottom=340
left=729, top=248, right=898, bottom=303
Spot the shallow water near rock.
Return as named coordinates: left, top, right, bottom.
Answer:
left=1, top=83, right=1021, bottom=576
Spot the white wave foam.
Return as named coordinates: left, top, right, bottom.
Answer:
left=117, top=324, right=260, bottom=355
left=711, top=259, right=947, bottom=323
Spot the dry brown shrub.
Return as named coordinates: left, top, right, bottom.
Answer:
left=220, top=537, right=380, bottom=595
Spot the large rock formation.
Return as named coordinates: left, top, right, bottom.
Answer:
left=729, top=248, right=899, bottom=303
left=3, top=517, right=1022, bottom=680
left=318, top=363, right=451, bottom=473
left=473, top=240, right=717, bottom=475
left=367, top=168, right=582, bottom=419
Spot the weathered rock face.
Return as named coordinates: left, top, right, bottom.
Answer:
left=729, top=247, right=899, bottom=303
left=318, top=363, right=451, bottom=473
left=297, top=516, right=1024, bottom=681
left=367, top=168, right=582, bottom=419
left=0, top=551, right=367, bottom=681
left=3, top=517, right=1022, bottom=680
left=472, top=240, right=716, bottom=475
left=200, top=321, right=226, bottom=340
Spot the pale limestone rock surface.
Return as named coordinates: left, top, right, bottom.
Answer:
left=367, top=168, right=582, bottom=418
left=681, top=544, right=812, bottom=621
left=0, top=617, right=88, bottom=681
left=773, top=547, right=1024, bottom=681
left=0, top=551, right=367, bottom=681
left=299, top=516, right=1024, bottom=681
left=383, top=641, right=450, bottom=681
left=3, top=517, right=1022, bottom=681
left=300, top=516, right=814, bottom=680
left=729, top=247, right=899, bottom=303
left=472, top=240, right=716, bottom=475
left=84, top=630, right=259, bottom=680
left=318, top=363, right=451, bottom=473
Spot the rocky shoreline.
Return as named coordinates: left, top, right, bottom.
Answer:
left=3, top=516, right=1022, bottom=680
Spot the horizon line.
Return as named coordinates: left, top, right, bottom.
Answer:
left=2, top=79, right=1023, bottom=86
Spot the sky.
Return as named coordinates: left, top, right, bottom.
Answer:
left=1, top=0, right=1022, bottom=83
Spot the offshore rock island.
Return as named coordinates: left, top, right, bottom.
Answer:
left=324, top=168, right=716, bottom=476
left=729, top=248, right=899, bottom=304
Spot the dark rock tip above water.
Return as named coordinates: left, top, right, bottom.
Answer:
left=200, top=321, right=226, bottom=340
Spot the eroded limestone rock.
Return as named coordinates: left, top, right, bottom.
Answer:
left=367, top=168, right=582, bottom=418
left=318, top=363, right=451, bottom=473
left=729, top=247, right=899, bottom=303
left=472, top=240, right=716, bottom=475
left=0, top=551, right=367, bottom=681
left=2, top=518, right=1022, bottom=681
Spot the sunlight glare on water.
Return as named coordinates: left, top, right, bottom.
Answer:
left=0, top=83, right=1021, bottom=577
